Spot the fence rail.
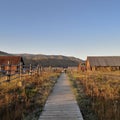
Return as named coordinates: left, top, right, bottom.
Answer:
left=0, top=63, right=43, bottom=84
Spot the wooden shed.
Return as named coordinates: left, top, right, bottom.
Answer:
left=78, top=62, right=86, bottom=72
left=0, top=56, right=24, bottom=74
left=86, top=56, right=120, bottom=71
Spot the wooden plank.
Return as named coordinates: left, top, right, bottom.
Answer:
left=38, top=73, right=84, bottom=120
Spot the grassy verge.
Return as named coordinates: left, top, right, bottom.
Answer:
left=68, top=72, right=97, bottom=120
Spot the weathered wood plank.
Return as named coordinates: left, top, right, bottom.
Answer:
left=38, top=73, right=84, bottom=120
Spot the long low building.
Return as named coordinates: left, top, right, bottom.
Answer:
left=86, top=56, right=120, bottom=71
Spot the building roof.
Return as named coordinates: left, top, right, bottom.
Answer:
left=0, top=56, right=24, bottom=65
left=87, top=56, right=120, bottom=67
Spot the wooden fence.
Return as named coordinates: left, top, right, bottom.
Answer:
left=0, top=63, right=43, bottom=84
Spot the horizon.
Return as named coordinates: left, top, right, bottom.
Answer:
left=1, top=50, right=120, bottom=61
left=0, top=0, right=120, bottom=60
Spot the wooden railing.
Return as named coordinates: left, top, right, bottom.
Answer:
left=0, top=63, right=43, bottom=84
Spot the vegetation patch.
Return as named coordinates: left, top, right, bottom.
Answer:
left=0, top=71, right=60, bottom=120
left=68, top=73, right=98, bottom=120
left=68, top=71, right=120, bottom=120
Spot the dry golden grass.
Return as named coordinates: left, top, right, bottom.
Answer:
left=0, top=70, right=60, bottom=120
left=69, top=71, right=120, bottom=120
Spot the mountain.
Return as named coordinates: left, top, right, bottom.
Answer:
left=0, top=51, right=83, bottom=67
left=16, top=54, right=83, bottom=67
left=0, top=51, right=11, bottom=56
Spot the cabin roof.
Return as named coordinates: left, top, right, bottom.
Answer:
left=0, top=56, right=24, bottom=65
left=87, top=56, right=120, bottom=67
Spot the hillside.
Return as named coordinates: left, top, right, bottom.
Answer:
left=17, top=54, right=83, bottom=67
left=0, top=51, right=11, bottom=56
left=0, top=51, right=83, bottom=67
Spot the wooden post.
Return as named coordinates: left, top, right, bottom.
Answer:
left=41, top=66, right=43, bottom=72
left=20, top=62, right=22, bottom=80
left=37, top=64, right=40, bottom=75
left=0, top=73, right=1, bottom=82
left=7, top=61, right=11, bottom=81
left=0, top=66, right=1, bottom=81
left=29, top=64, right=32, bottom=75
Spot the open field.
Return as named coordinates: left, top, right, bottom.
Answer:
left=68, top=71, right=120, bottom=120
left=0, top=70, right=60, bottom=120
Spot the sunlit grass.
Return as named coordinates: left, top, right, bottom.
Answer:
left=0, top=71, right=60, bottom=120
left=68, top=71, right=120, bottom=120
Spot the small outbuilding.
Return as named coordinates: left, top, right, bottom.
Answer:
left=86, top=56, right=120, bottom=71
left=0, top=56, right=24, bottom=74
left=78, top=62, right=86, bottom=72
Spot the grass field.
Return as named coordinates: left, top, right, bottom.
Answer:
left=68, top=71, right=120, bottom=120
left=0, top=71, right=60, bottom=120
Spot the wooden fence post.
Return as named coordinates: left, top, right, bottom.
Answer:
left=37, top=64, right=40, bottom=75
left=20, top=62, right=22, bottom=80
left=29, top=64, right=32, bottom=75
left=7, top=61, right=11, bottom=82
left=0, top=66, right=1, bottom=81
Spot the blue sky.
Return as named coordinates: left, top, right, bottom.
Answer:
left=0, top=0, right=120, bottom=60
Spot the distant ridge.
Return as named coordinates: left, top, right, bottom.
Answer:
left=16, top=54, right=83, bottom=67
left=0, top=51, right=11, bottom=56
left=0, top=51, right=83, bottom=67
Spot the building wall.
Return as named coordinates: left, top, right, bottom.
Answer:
left=4, top=65, right=18, bottom=74
left=0, top=62, right=23, bottom=74
left=86, top=60, right=92, bottom=71
left=78, top=63, right=86, bottom=72
left=86, top=57, right=120, bottom=71
left=86, top=60, right=120, bottom=71
left=91, top=66, right=120, bottom=71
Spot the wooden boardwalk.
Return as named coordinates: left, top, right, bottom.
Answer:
left=38, top=73, right=84, bottom=120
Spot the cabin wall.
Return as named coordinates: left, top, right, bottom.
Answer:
left=0, top=61, right=24, bottom=74
left=86, top=60, right=92, bottom=71
left=91, top=66, right=120, bottom=71
left=78, top=63, right=86, bottom=72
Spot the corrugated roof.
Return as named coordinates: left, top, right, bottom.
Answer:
left=0, top=56, right=24, bottom=65
left=87, top=56, right=120, bottom=67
